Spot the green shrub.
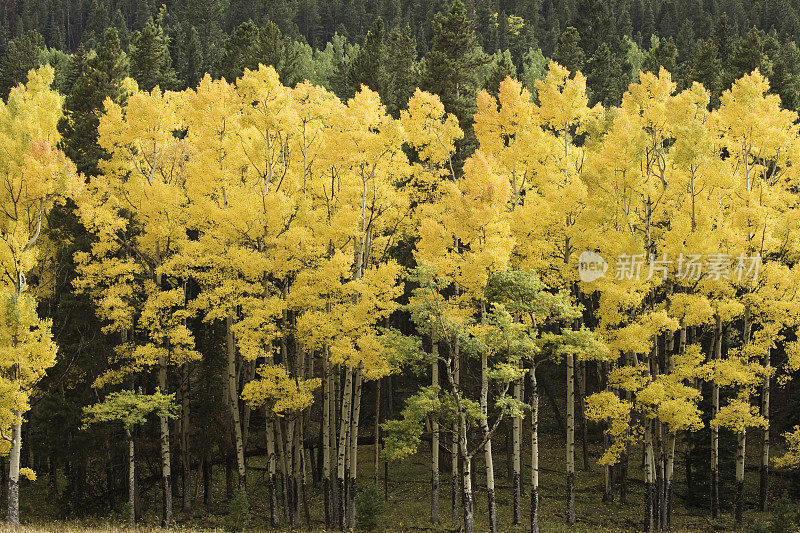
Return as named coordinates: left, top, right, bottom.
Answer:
left=355, top=483, right=386, bottom=532
left=769, top=491, right=799, bottom=533
left=226, top=486, right=251, bottom=532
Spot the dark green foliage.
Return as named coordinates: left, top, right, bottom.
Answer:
left=220, top=20, right=301, bottom=85
left=554, top=26, right=585, bottom=74
left=355, top=483, right=386, bottom=532
left=129, top=14, right=178, bottom=91
left=484, top=49, right=517, bottom=96
left=574, top=0, right=621, bottom=58
left=226, top=487, right=251, bottom=532
left=0, top=30, right=45, bottom=99
left=346, top=17, right=388, bottom=98
left=383, top=25, right=417, bottom=116
left=57, top=28, right=129, bottom=177
left=728, top=27, right=768, bottom=81
left=587, top=42, right=627, bottom=106
left=686, top=39, right=722, bottom=104
left=643, top=36, right=679, bottom=78
left=419, top=0, right=486, bottom=163
left=171, top=24, right=205, bottom=89
left=767, top=491, right=799, bottom=533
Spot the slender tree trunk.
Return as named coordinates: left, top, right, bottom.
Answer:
left=384, top=375, right=391, bottom=501
left=289, top=417, right=300, bottom=525
left=337, top=366, right=353, bottom=530
left=656, top=421, right=664, bottom=529
left=301, top=423, right=312, bottom=528
left=530, top=368, right=540, bottom=533
left=480, top=348, right=498, bottom=533
left=451, top=354, right=460, bottom=529
left=6, top=417, right=21, bottom=528
left=226, top=314, right=246, bottom=488
left=577, top=361, right=589, bottom=471
left=158, top=363, right=174, bottom=527
left=459, top=414, right=474, bottom=533
left=759, top=348, right=770, bottom=511
left=331, top=365, right=341, bottom=526
left=431, top=350, right=440, bottom=524
left=566, top=352, right=576, bottom=525
left=513, top=360, right=523, bottom=526
left=644, top=419, right=655, bottom=532
left=276, top=419, right=291, bottom=525
left=202, top=456, right=212, bottom=507
left=127, top=429, right=136, bottom=528
left=181, top=363, right=192, bottom=512
left=347, top=366, right=363, bottom=530
left=711, top=316, right=721, bottom=519
left=323, top=355, right=332, bottom=528
left=375, top=378, right=381, bottom=487
left=665, top=430, right=676, bottom=530
left=241, top=360, right=256, bottom=456
left=735, top=430, right=746, bottom=523
left=266, top=413, right=279, bottom=527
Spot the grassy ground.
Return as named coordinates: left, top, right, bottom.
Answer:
left=11, top=431, right=790, bottom=532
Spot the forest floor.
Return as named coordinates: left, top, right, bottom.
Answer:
left=9, top=431, right=792, bottom=532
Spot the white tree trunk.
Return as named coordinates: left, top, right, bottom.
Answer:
left=760, top=348, right=770, bottom=511
left=711, top=316, right=721, bottom=519
left=7, top=418, right=21, bottom=527
left=127, top=428, right=136, bottom=528
left=431, top=348, right=440, bottom=524
left=512, top=362, right=522, bottom=525
left=644, top=419, right=655, bottom=532
left=735, top=430, right=746, bottom=523
left=347, top=366, right=363, bottom=529
left=337, top=366, right=353, bottom=530
left=226, top=314, right=246, bottom=488
left=566, top=352, right=576, bottom=525
left=530, top=368, right=540, bottom=533
left=158, top=363, right=173, bottom=527
left=480, top=350, right=498, bottom=533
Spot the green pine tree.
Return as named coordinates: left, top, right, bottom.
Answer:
left=419, top=0, right=486, bottom=165
left=129, top=14, right=178, bottom=91
left=0, top=30, right=45, bottom=99
left=587, top=41, right=627, bottom=106
left=642, top=35, right=679, bottom=77
left=220, top=21, right=301, bottom=85
left=483, top=49, right=517, bottom=96
left=57, top=28, right=129, bottom=177
left=346, top=17, right=387, bottom=98
left=171, top=24, right=204, bottom=89
left=553, top=26, right=585, bottom=74
left=383, top=24, right=417, bottom=117
left=686, top=38, right=722, bottom=106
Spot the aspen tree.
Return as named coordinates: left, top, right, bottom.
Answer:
left=528, top=62, right=598, bottom=526
left=290, top=84, right=408, bottom=529
left=400, top=88, right=462, bottom=525
left=75, top=85, right=198, bottom=526
left=710, top=70, right=800, bottom=516
left=474, top=73, right=589, bottom=531
left=179, top=73, right=282, bottom=494
left=474, top=77, right=540, bottom=527
left=582, top=68, right=713, bottom=530
left=82, top=390, right=177, bottom=527
left=0, top=66, right=73, bottom=528
left=400, top=147, right=516, bottom=533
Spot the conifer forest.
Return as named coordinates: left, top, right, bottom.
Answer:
left=5, top=0, right=800, bottom=531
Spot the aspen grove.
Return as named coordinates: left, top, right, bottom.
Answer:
left=4, top=57, right=800, bottom=533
